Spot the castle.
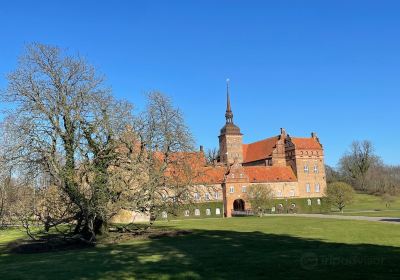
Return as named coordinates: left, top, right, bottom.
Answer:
left=190, top=83, right=327, bottom=218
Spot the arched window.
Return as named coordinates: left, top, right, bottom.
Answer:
left=307, top=199, right=312, bottom=206
left=184, top=210, right=190, bottom=217
left=317, top=199, right=321, bottom=205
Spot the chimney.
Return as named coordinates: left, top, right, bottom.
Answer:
left=311, top=132, right=317, bottom=139
left=280, top=128, right=287, bottom=138
left=199, top=145, right=204, bottom=152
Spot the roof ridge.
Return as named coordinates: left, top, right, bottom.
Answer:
left=244, top=135, right=279, bottom=146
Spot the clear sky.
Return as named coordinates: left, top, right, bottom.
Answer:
left=1, top=0, right=399, bottom=167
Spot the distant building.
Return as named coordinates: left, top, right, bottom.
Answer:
left=191, top=82, right=326, bottom=218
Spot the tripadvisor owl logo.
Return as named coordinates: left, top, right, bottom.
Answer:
left=301, top=252, right=319, bottom=270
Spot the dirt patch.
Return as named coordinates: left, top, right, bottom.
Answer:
left=101, top=229, right=193, bottom=244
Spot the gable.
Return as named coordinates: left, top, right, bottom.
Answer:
left=290, top=137, right=322, bottom=150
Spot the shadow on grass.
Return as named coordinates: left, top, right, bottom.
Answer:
left=1, top=229, right=400, bottom=280
left=380, top=218, right=400, bottom=223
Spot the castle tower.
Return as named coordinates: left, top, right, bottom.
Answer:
left=219, top=80, right=243, bottom=165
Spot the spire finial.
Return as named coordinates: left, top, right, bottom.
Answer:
left=225, top=78, right=233, bottom=123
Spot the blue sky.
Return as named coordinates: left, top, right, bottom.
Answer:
left=1, top=0, right=399, bottom=167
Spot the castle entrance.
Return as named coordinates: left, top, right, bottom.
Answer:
left=233, top=199, right=245, bottom=211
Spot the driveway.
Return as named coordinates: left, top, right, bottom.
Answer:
left=269, top=214, right=400, bottom=224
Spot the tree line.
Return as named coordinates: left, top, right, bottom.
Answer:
left=326, top=140, right=400, bottom=196
left=324, top=140, right=400, bottom=211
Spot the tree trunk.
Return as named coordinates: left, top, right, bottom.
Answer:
left=93, top=217, right=108, bottom=236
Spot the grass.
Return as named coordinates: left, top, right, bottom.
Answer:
left=330, top=193, right=400, bottom=217
left=1, top=217, right=400, bottom=279
left=345, top=193, right=400, bottom=211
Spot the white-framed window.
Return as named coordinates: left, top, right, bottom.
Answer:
left=276, top=190, right=283, bottom=197
left=206, top=209, right=211, bottom=216
left=214, top=192, right=219, bottom=200
left=194, top=192, right=200, bottom=200
left=229, top=186, right=234, bottom=193
left=317, top=198, right=321, bottom=205
left=242, top=186, right=247, bottom=193
left=162, top=211, right=168, bottom=218
left=315, top=183, right=320, bottom=193
left=306, top=183, right=311, bottom=193
left=304, top=164, right=309, bottom=173
left=216, top=208, right=221, bottom=215
left=289, top=189, right=295, bottom=197
left=205, top=193, right=210, bottom=201
left=271, top=207, right=276, bottom=212
left=314, top=164, right=319, bottom=173
left=184, top=210, right=190, bottom=217
left=307, top=199, right=312, bottom=206
left=195, top=209, right=200, bottom=216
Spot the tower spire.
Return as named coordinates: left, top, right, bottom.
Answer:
left=225, top=78, right=233, bottom=123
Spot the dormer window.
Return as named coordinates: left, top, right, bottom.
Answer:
left=304, top=164, right=309, bottom=173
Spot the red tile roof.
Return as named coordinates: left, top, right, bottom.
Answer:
left=192, top=165, right=297, bottom=184
left=242, top=136, right=279, bottom=163
left=244, top=166, right=297, bottom=183
left=290, top=138, right=322, bottom=150
left=193, top=166, right=227, bottom=184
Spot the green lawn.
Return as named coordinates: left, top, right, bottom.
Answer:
left=345, top=193, right=400, bottom=211
left=331, top=193, right=400, bottom=217
left=1, top=217, right=400, bottom=279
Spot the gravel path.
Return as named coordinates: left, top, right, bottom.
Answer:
left=269, top=214, right=400, bottom=224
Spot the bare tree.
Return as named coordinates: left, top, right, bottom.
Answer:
left=339, top=140, right=377, bottom=191
left=122, top=92, right=200, bottom=227
left=205, top=148, right=219, bottom=166
left=1, top=43, right=133, bottom=242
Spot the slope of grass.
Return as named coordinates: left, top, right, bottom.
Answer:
left=329, top=193, right=400, bottom=217
left=345, top=193, right=400, bottom=211
left=0, top=217, right=400, bottom=279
